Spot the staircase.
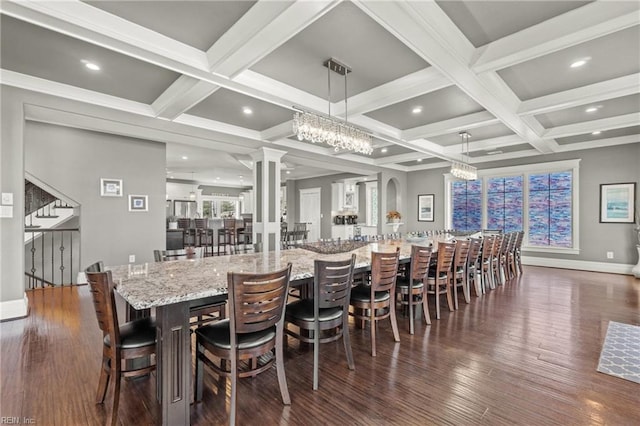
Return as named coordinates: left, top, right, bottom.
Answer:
left=23, top=176, right=80, bottom=289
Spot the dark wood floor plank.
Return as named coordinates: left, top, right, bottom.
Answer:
left=1, top=266, right=639, bottom=425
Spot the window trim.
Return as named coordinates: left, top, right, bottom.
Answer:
left=444, top=159, right=581, bottom=255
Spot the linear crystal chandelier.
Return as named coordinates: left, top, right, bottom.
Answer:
left=292, top=58, right=373, bottom=155
left=451, top=131, right=477, bottom=180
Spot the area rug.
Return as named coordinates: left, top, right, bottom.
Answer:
left=597, top=321, right=640, bottom=384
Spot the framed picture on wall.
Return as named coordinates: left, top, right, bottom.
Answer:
left=129, top=195, right=148, bottom=212
left=599, top=183, right=636, bottom=223
left=418, top=194, right=434, bottom=222
left=100, top=178, right=122, bottom=197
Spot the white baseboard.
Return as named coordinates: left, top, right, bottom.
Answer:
left=522, top=256, right=634, bottom=275
left=0, top=293, right=29, bottom=321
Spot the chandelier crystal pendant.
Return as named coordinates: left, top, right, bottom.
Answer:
left=450, top=131, right=478, bottom=180
left=292, top=58, right=373, bottom=155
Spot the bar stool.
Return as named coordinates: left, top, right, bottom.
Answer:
left=217, top=218, right=237, bottom=255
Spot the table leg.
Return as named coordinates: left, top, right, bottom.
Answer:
left=156, top=302, right=191, bottom=426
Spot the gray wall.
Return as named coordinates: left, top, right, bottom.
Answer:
left=406, top=144, right=640, bottom=264
left=291, top=173, right=362, bottom=239
left=25, top=121, right=166, bottom=267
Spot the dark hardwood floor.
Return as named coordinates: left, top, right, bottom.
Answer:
left=1, top=266, right=639, bottom=425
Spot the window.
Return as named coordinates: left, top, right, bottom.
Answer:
left=452, top=180, right=482, bottom=232
left=528, top=172, right=572, bottom=247
left=201, top=198, right=240, bottom=218
left=487, top=176, right=523, bottom=233
left=445, top=159, right=580, bottom=253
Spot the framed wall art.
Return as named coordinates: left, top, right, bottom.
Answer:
left=418, top=194, right=434, bottom=222
left=599, top=182, right=636, bottom=223
left=100, top=178, right=122, bottom=197
left=129, top=195, right=148, bottom=212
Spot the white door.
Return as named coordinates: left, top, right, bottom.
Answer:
left=299, top=188, right=321, bottom=242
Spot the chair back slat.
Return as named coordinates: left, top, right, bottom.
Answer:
left=481, top=235, right=495, bottom=263
left=315, top=255, right=355, bottom=309
left=85, top=266, right=120, bottom=345
left=371, top=249, right=400, bottom=292
left=492, top=234, right=503, bottom=257
left=228, top=264, right=292, bottom=334
left=467, top=238, right=482, bottom=267
left=436, top=242, right=456, bottom=272
left=178, top=218, right=191, bottom=229
left=410, top=245, right=433, bottom=281
left=453, top=239, right=471, bottom=270
left=194, top=218, right=208, bottom=229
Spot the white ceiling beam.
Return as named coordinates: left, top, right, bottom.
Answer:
left=354, top=1, right=556, bottom=154
left=210, top=0, right=341, bottom=78
left=543, top=113, right=640, bottom=139
left=261, top=121, right=294, bottom=142
left=442, top=134, right=525, bottom=155
left=555, top=134, right=640, bottom=152
left=153, top=1, right=340, bottom=120
left=472, top=2, right=640, bottom=73
left=1, top=0, right=209, bottom=70
left=518, top=73, right=640, bottom=116
left=332, top=67, right=452, bottom=116
left=402, top=111, right=498, bottom=140
left=174, top=114, right=263, bottom=141
left=152, top=77, right=219, bottom=119
left=1, top=69, right=155, bottom=116
left=375, top=151, right=434, bottom=166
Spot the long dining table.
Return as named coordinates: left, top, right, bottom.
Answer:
left=109, top=237, right=449, bottom=425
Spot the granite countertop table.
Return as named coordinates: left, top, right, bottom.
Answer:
left=110, top=239, right=449, bottom=310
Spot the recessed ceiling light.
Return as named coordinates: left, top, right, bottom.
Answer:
left=592, top=131, right=601, bottom=135
left=381, top=148, right=388, bottom=153
left=417, top=158, right=422, bottom=162
left=487, top=150, right=503, bottom=155
left=412, top=106, right=423, bottom=114
left=238, top=175, right=243, bottom=179
left=570, top=57, right=590, bottom=68
left=585, top=106, right=599, bottom=113
left=170, top=175, right=174, bottom=179
left=242, top=107, right=253, bottom=115
left=216, top=177, right=220, bottom=180
left=81, top=60, right=100, bottom=71
left=181, top=155, right=188, bottom=160
left=286, top=170, right=291, bottom=175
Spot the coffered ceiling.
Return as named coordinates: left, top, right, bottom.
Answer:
left=1, top=1, right=639, bottom=187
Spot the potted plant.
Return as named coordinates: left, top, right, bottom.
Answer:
left=386, top=210, right=401, bottom=223
left=167, top=215, right=179, bottom=230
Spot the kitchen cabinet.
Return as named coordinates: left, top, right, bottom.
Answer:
left=331, top=225, right=354, bottom=240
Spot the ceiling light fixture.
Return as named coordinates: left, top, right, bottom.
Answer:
left=412, top=106, right=423, bottom=114
left=82, top=60, right=100, bottom=71
left=242, top=107, right=252, bottom=115
left=585, top=106, right=599, bottom=113
left=292, top=58, right=373, bottom=155
left=417, top=158, right=422, bottom=162
left=189, top=172, right=196, bottom=201
left=181, top=155, right=188, bottom=160
left=381, top=148, right=388, bottom=153
left=592, top=131, right=601, bottom=135
left=570, top=57, right=590, bottom=68
left=450, top=131, right=477, bottom=180
left=286, top=170, right=291, bottom=175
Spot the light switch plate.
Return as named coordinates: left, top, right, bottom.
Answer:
left=1, top=192, right=13, bottom=205
left=0, top=205, right=14, bottom=218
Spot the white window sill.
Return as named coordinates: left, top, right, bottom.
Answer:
left=522, top=245, right=580, bottom=255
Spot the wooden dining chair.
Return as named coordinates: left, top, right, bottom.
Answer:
left=479, top=235, right=496, bottom=292
left=426, top=241, right=456, bottom=320
left=349, top=248, right=401, bottom=357
left=395, top=245, right=433, bottom=334
left=491, top=234, right=504, bottom=286
left=466, top=238, right=483, bottom=297
left=153, top=249, right=226, bottom=327
left=512, top=231, right=525, bottom=276
left=451, top=239, right=471, bottom=310
left=285, top=255, right=356, bottom=389
left=85, top=262, right=156, bottom=426
left=194, top=264, right=292, bottom=426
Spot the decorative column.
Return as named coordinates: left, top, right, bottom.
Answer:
left=250, top=147, right=286, bottom=252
